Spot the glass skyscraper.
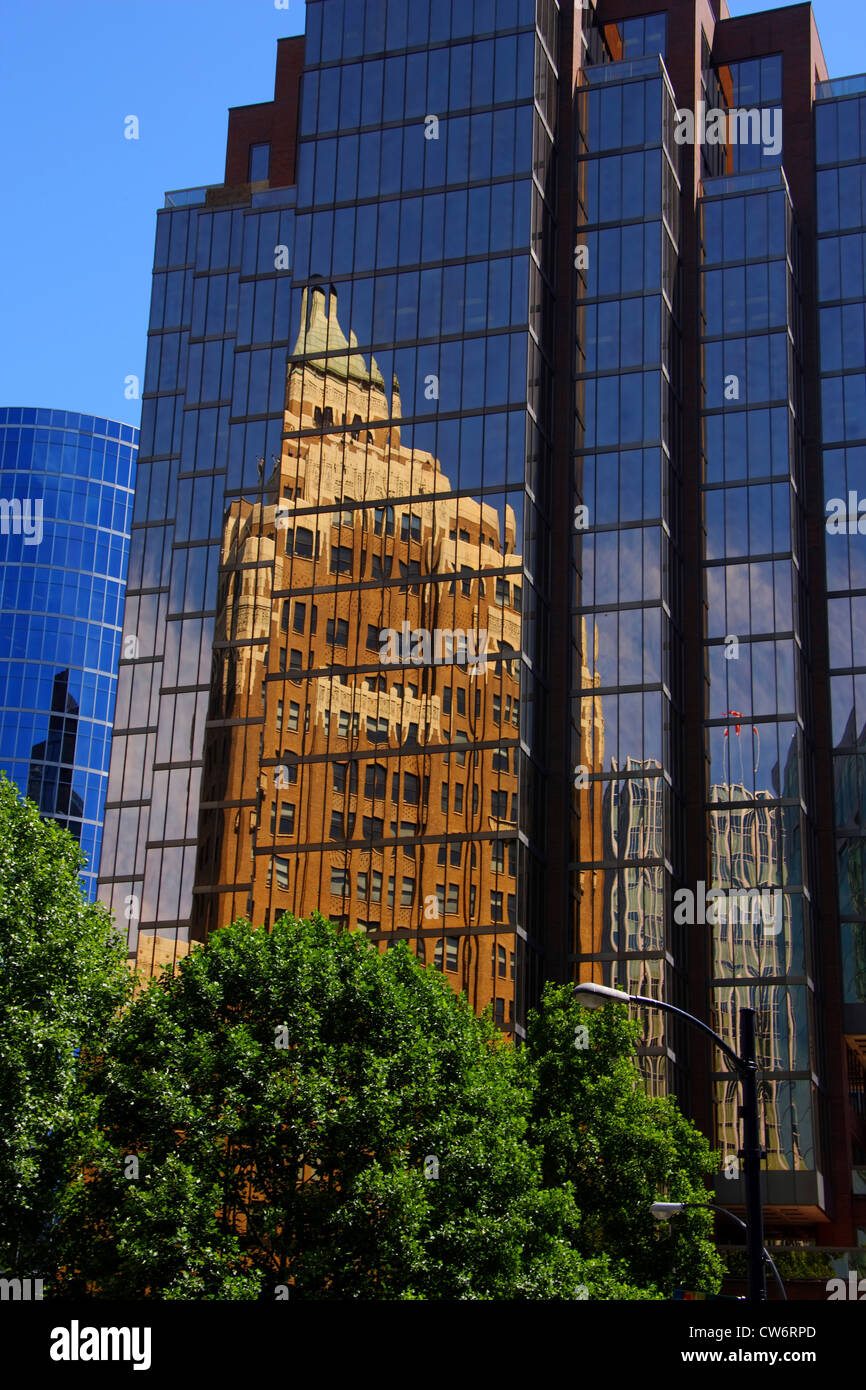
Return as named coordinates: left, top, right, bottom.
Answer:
left=98, top=0, right=866, bottom=1268
left=0, top=407, right=137, bottom=899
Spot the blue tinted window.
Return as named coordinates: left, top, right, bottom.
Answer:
left=248, top=144, right=270, bottom=182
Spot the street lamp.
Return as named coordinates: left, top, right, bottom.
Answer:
left=651, top=1201, right=786, bottom=1300
left=574, top=981, right=767, bottom=1302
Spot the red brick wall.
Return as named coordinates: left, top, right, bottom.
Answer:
left=224, top=35, right=305, bottom=189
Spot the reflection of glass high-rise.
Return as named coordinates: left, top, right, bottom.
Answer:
left=27, top=670, right=86, bottom=838
left=0, top=408, right=137, bottom=900
left=99, top=1, right=866, bottom=1262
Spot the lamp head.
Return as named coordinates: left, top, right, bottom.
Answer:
left=651, top=1202, right=685, bottom=1221
left=573, top=981, right=631, bottom=1010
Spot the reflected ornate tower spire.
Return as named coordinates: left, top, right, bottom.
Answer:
left=191, top=287, right=524, bottom=1031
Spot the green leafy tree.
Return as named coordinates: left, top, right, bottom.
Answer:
left=63, top=915, right=659, bottom=1300
left=0, top=774, right=132, bottom=1280
left=0, top=788, right=723, bottom=1302
left=527, top=982, right=724, bottom=1297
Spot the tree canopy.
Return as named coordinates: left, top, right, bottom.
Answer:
left=0, top=779, right=722, bottom=1299
left=60, top=917, right=720, bottom=1299
left=527, top=982, right=724, bottom=1296
left=0, top=774, right=132, bottom=1279
left=62, top=915, right=647, bottom=1299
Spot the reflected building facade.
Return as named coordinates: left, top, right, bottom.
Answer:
left=568, top=0, right=859, bottom=1255
left=698, top=157, right=822, bottom=1219
left=192, top=284, right=525, bottom=1022
left=573, top=46, right=684, bottom=1094
left=98, top=0, right=866, bottom=1257
left=99, top=2, right=548, bottom=1011
left=27, top=669, right=87, bottom=835
left=0, top=408, right=136, bottom=899
left=816, top=72, right=866, bottom=1217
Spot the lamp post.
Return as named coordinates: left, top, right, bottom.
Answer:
left=574, top=981, right=767, bottom=1302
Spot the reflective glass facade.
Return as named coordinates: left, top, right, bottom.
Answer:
left=816, top=84, right=866, bottom=1087
left=573, top=54, right=684, bottom=1094
left=0, top=408, right=137, bottom=899
left=98, top=0, right=866, bottom=1254
left=98, top=0, right=553, bottom=1022
left=700, top=168, right=819, bottom=1188
left=718, top=55, right=784, bottom=175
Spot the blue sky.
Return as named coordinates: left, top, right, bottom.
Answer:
left=0, top=0, right=862, bottom=428
left=0, top=0, right=305, bottom=428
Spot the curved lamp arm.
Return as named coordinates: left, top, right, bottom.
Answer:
left=651, top=1201, right=787, bottom=1301
left=573, top=983, right=747, bottom=1074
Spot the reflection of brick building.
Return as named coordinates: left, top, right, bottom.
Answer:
left=191, top=288, right=522, bottom=1026
left=602, top=758, right=666, bottom=958
left=575, top=617, right=605, bottom=964
left=603, top=757, right=668, bottom=1090
left=709, top=780, right=805, bottom=1178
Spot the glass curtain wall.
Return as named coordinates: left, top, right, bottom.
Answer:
left=573, top=53, right=684, bottom=1094
left=699, top=165, right=821, bottom=1190
left=816, top=82, right=866, bottom=1142
left=205, top=0, right=552, bottom=1033
left=0, top=408, right=136, bottom=899
left=97, top=182, right=297, bottom=973
left=102, top=0, right=556, bottom=1027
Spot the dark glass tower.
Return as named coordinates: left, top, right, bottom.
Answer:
left=0, top=407, right=137, bottom=899
left=99, top=0, right=866, bottom=1271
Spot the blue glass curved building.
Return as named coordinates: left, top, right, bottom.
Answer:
left=0, top=408, right=137, bottom=898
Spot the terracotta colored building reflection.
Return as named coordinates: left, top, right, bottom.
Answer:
left=191, top=288, right=523, bottom=1025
